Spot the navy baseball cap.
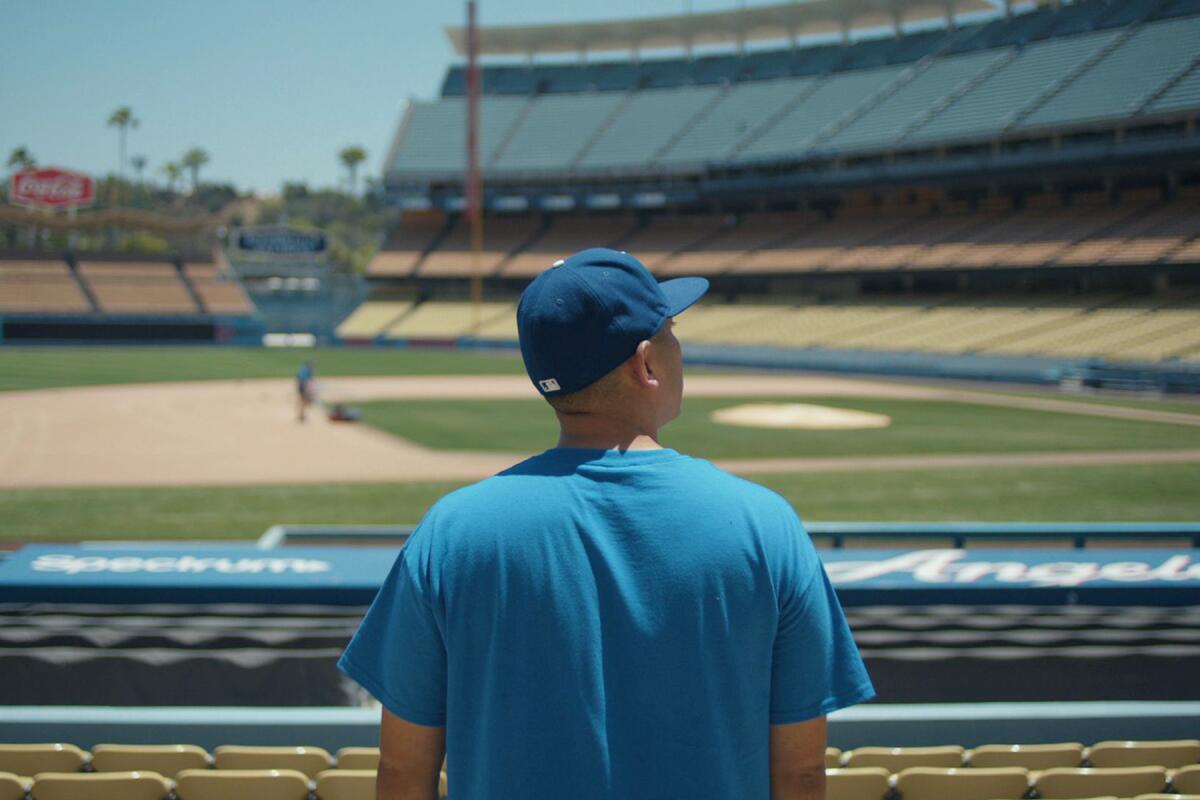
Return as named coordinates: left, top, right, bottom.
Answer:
left=517, top=247, right=708, bottom=396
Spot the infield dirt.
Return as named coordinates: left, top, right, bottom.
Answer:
left=2, top=373, right=1198, bottom=489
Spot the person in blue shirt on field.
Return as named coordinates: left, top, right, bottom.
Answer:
left=296, top=360, right=315, bottom=422
left=339, top=248, right=874, bottom=800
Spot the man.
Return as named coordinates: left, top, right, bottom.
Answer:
left=296, top=360, right=315, bottom=422
left=339, top=248, right=874, bottom=800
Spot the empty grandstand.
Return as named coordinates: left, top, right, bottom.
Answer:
left=0, top=251, right=263, bottom=344
left=355, top=0, right=1200, bottom=391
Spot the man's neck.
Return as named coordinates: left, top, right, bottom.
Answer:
left=556, top=415, right=662, bottom=452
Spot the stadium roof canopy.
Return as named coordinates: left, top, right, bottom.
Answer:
left=444, top=0, right=1027, bottom=57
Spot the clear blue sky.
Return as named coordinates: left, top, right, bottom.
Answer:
left=1, top=0, right=813, bottom=196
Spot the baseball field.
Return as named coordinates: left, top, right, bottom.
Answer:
left=1, top=346, right=1199, bottom=541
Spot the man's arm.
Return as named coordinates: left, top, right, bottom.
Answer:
left=378, top=707, right=446, bottom=800
left=770, top=716, right=828, bottom=800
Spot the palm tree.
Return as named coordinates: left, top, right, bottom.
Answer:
left=130, top=155, right=147, bottom=182
left=107, top=106, right=140, bottom=176
left=6, top=147, right=35, bottom=171
left=181, top=148, right=210, bottom=193
left=161, top=162, right=182, bottom=193
left=339, top=145, right=367, bottom=195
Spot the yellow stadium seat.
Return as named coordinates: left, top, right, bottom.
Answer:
left=968, top=742, right=1085, bottom=770
left=314, top=769, right=374, bottom=800
left=30, top=770, right=172, bottom=800
left=213, top=745, right=332, bottom=778
left=334, top=747, right=379, bottom=771
left=1088, top=740, right=1200, bottom=769
left=0, top=744, right=87, bottom=776
left=893, top=766, right=1030, bottom=800
left=0, top=772, right=28, bottom=800
left=1034, top=766, right=1169, bottom=798
left=825, top=767, right=890, bottom=800
left=844, top=745, right=965, bottom=771
left=1176, top=765, right=1200, bottom=794
left=825, top=747, right=843, bottom=768
left=91, top=743, right=211, bottom=775
left=174, top=768, right=311, bottom=800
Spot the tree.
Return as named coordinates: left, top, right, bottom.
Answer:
left=181, top=148, right=210, bottom=193
left=6, top=147, right=35, bottom=171
left=161, top=162, right=182, bottom=193
left=107, top=106, right=140, bottom=176
left=130, top=155, right=147, bottom=183
left=339, top=145, right=367, bottom=195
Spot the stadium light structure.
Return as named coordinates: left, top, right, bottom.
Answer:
left=466, top=0, right=484, bottom=329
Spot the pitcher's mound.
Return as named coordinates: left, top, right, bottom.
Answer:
left=711, top=402, right=892, bottom=430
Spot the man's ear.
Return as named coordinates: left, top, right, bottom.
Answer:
left=630, top=339, right=659, bottom=389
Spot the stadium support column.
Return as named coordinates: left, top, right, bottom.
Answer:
left=466, top=0, right=483, bottom=330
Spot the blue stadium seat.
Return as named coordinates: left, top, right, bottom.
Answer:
left=1040, top=2, right=1106, bottom=37
left=441, top=66, right=466, bottom=97
left=1154, top=0, right=1200, bottom=18
left=1095, top=0, right=1163, bottom=27
left=741, top=50, right=791, bottom=81
left=484, top=66, right=537, bottom=95
left=692, top=54, right=741, bottom=85
left=887, top=30, right=946, bottom=64
left=788, top=42, right=844, bottom=75
left=841, top=36, right=901, bottom=70
left=591, top=61, right=640, bottom=91
left=546, top=65, right=598, bottom=93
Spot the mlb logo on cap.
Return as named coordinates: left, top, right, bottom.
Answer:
left=538, top=378, right=561, bottom=392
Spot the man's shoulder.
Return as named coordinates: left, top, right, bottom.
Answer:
left=683, top=454, right=795, bottom=508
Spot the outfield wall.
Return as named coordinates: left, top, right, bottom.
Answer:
left=361, top=336, right=1200, bottom=394
left=0, top=312, right=266, bottom=346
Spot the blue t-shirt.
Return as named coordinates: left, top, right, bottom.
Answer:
left=339, top=447, right=873, bottom=799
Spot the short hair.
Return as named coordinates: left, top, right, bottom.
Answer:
left=545, top=361, right=627, bottom=415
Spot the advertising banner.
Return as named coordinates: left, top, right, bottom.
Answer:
left=1, top=545, right=1197, bottom=605
left=9, top=167, right=95, bottom=209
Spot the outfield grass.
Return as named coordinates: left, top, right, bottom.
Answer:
left=3, top=462, right=1197, bottom=541
left=0, top=346, right=524, bottom=392
left=963, top=385, right=1200, bottom=417
left=358, top=396, right=1200, bottom=460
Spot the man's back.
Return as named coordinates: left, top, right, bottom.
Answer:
left=340, top=447, right=871, bottom=799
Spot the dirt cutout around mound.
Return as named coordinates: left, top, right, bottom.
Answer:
left=711, top=402, right=892, bottom=430
left=1, top=374, right=1198, bottom=489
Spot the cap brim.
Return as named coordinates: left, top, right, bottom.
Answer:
left=659, top=276, right=709, bottom=317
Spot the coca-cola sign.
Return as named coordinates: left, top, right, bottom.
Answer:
left=9, top=167, right=95, bottom=208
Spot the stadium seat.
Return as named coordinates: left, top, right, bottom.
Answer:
left=174, top=768, right=311, bottom=800
left=1033, top=766, right=1170, bottom=798
left=30, top=770, right=173, bottom=800
left=314, top=769, right=374, bottom=800
left=334, top=747, right=379, bottom=770
left=843, top=745, right=965, bottom=771
left=212, top=745, right=332, bottom=778
left=825, top=767, right=891, bottom=800
left=1087, top=740, right=1200, bottom=768
left=91, top=743, right=211, bottom=775
left=0, top=773, right=28, bottom=800
left=968, top=742, right=1085, bottom=769
left=1174, top=764, right=1200, bottom=793
left=825, top=747, right=842, bottom=768
left=893, top=766, right=1030, bottom=800
left=0, top=744, right=88, bottom=776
